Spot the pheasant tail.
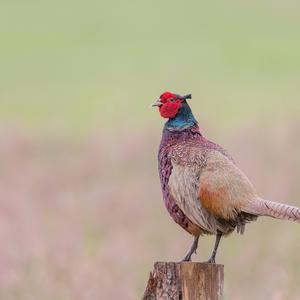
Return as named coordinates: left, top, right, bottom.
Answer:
left=244, top=197, right=300, bottom=223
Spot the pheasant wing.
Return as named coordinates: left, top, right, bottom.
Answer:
left=168, top=144, right=257, bottom=234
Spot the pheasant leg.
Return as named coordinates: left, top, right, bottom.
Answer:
left=206, top=232, right=222, bottom=263
left=182, top=235, right=199, bottom=262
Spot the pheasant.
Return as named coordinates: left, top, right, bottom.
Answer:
left=152, top=91, right=300, bottom=263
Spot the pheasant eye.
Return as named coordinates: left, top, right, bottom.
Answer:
left=169, top=98, right=175, bottom=102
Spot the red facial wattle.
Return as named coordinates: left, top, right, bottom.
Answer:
left=160, top=92, right=176, bottom=103
left=159, top=100, right=182, bottom=119
left=158, top=91, right=183, bottom=119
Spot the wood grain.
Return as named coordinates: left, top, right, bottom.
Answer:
left=143, top=262, right=224, bottom=300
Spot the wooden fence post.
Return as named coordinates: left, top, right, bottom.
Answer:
left=142, top=262, right=224, bottom=300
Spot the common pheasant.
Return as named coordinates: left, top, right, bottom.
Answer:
left=152, top=91, right=300, bottom=263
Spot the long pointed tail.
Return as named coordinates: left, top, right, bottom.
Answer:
left=243, top=197, right=300, bottom=223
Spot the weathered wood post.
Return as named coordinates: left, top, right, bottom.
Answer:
left=143, top=262, right=224, bottom=300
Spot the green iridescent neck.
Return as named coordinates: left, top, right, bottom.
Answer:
left=164, top=102, right=197, bottom=131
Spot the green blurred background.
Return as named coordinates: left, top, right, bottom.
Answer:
left=0, top=0, right=300, bottom=299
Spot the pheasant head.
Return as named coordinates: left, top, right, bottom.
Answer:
left=152, top=91, right=197, bottom=131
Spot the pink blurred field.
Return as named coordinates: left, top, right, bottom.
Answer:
left=0, top=119, right=300, bottom=300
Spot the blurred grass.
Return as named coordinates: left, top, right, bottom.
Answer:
left=0, top=0, right=300, bottom=132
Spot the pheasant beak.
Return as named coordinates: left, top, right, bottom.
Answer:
left=151, top=99, right=163, bottom=107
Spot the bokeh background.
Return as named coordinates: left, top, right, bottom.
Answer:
left=1, top=1, right=300, bottom=299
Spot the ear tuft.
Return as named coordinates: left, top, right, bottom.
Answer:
left=176, top=93, right=192, bottom=100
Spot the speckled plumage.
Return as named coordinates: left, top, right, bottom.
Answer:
left=158, top=124, right=204, bottom=236
left=159, top=123, right=257, bottom=236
